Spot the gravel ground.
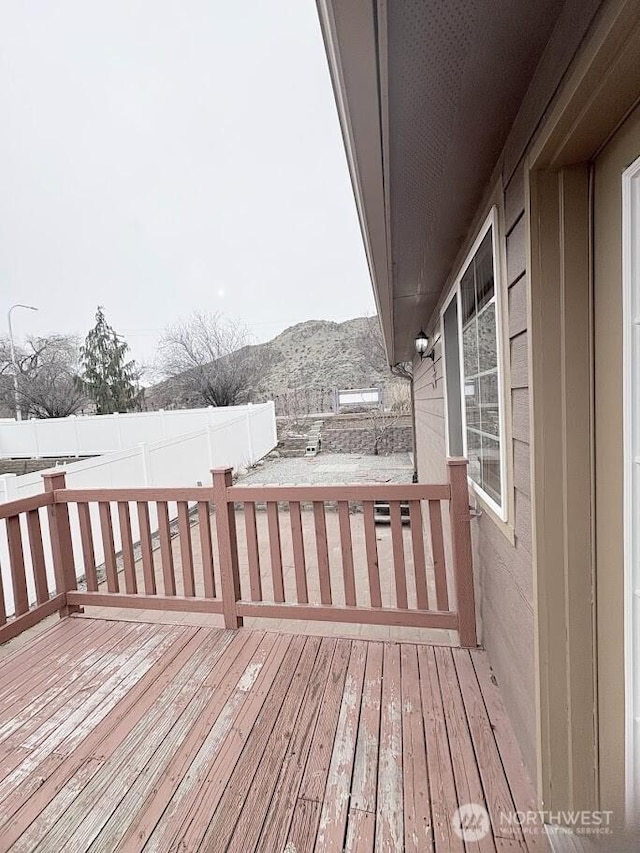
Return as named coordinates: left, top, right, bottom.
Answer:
left=238, top=452, right=414, bottom=485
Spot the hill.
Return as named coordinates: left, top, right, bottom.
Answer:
left=148, top=317, right=402, bottom=413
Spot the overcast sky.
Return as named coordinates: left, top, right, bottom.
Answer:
left=0, top=0, right=373, bottom=369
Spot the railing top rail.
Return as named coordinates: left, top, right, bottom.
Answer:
left=227, top=483, right=451, bottom=502
left=54, top=487, right=214, bottom=504
left=0, top=492, right=53, bottom=519
left=50, top=482, right=452, bottom=505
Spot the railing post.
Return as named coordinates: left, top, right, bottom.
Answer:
left=43, top=471, right=80, bottom=617
left=447, top=458, right=477, bottom=647
left=212, top=467, right=242, bottom=629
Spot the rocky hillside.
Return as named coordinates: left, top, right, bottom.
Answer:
left=149, top=317, right=404, bottom=412
left=251, top=318, right=389, bottom=396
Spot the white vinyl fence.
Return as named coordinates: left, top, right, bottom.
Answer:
left=0, top=403, right=277, bottom=616
left=0, top=403, right=277, bottom=459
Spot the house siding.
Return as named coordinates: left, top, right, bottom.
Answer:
left=485, top=164, right=536, bottom=776
left=408, top=0, right=611, bottom=798
left=414, top=162, right=535, bottom=778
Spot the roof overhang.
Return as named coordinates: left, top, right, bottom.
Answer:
left=317, top=0, right=567, bottom=363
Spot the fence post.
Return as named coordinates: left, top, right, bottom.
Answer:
left=245, top=404, right=254, bottom=466
left=139, top=442, right=151, bottom=486
left=0, top=473, right=17, bottom=502
left=31, top=418, right=41, bottom=459
left=212, top=467, right=242, bottom=629
left=447, top=458, right=477, bottom=647
left=43, top=471, right=80, bottom=617
left=72, top=414, right=80, bottom=458
left=271, top=400, right=278, bottom=445
left=207, top=424, right=216, bottom=470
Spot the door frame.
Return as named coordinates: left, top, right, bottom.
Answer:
left=622, top=153, right=640, bottom=816
left=527, top=0, right=640, bottom=818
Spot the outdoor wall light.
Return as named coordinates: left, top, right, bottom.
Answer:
left=415, top=329, right=434, bottom=361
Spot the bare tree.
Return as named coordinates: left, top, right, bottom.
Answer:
left=0, top=335, right=88, bottom=418
left=157, top=311, right=261, bottom=407
left=0, top=338, right=17, bottom=416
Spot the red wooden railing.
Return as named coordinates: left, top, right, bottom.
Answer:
left=0, top=471, right=79, bottom=645
left=0, top=459, right=477, bottom=647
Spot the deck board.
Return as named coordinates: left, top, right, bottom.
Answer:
left=0, top=616, right=549, bottom=852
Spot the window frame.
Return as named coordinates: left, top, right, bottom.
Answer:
left=440, top=207, right=509, bottom=521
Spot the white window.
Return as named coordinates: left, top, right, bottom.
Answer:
left=442, top=209, right=506, bottom=517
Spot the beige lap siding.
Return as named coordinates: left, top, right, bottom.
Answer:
left=413, top=161, right=537, bottom=777
left=481, top=168, right=536, bottom=777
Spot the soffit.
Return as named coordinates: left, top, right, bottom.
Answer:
left=386, top=0, right=566, bottom=360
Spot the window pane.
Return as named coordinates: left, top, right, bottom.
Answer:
left=480, top=435, right=501, bottom=503
left=479, top=373, right=500, bottom=437
left=456, top=222, right=503, bottom=510
left=477, top=302, right=497, bottom=373
left=467, top=429, right=482, bottom=487
left=462, top=323, right=478, bottom=378
left=464, top=376, right=480, bottom=430
left=443, top=300, right=464, bottom=456
left=460, top=266, right=476, bottom=325
left=475, top=231, right=495, bottom=311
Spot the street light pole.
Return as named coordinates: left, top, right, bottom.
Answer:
left=7, top=304, right=38, bottom=421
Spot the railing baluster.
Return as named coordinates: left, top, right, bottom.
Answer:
left=212, top=467, right=242, bottom=629
left=363, top=501, right=382, bottom=608
left=313, top=501, right=331, bottom=605
left=429, top=499, right=449, bottom=611
left=409, top=501, right=429, bottom=610
left=7, top=515, right=29, bottom=616
left=267, top=501, right=285, bottom=603
left=197, top=501, right=216, bottom=599
left=289, top=501, right=308, bottom=604
left=337, top=501, right=356, bottom=606
left=390, top=501, right=408, bottom=609
left=178, top=501, right=195, bottom=597
left=99, top=502, right=119, bottom=593
left=157, top=501, right=176, bottom=596
left=0, top=565, right=6, bottom=625
left=137, top=502, right=156, bottom=595
left=118, top=501, right=137, bottom=595
left=27, top=509, right=49, bottom=604
left=244, top=502, right=262, bottom=601
left=77, top=503, right=98, bottom=592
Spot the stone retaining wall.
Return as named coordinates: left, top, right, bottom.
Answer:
left=321, top=424, right=412, bottom=455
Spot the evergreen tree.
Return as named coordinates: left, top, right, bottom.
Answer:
left=80, top=307, right=140, bottom=414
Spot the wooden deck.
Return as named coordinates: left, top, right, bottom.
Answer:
left=0, top=615, right=547, bottom=852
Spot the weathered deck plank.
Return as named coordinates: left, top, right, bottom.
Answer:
left=1, top=623, right=201, bottom=852
left=401, top=643, right=433, bottom=851
left=315, top=640, right=367, bottom=851
left=375, top=642, right=404, bottom=851
left=113, top=630, right=255, bottom=850
left=224, top=636, right=323, bottom=853
left=0, top=617, right=547, bottom=853
left=418, top=645, right=465, bottom=852
left=349, top=640, right=382, bottom=815
left=255, top=638, right=337, bottom=852
left=172, top=637, right=304, bottom=851
left=436, top=646, right=496, bottom=853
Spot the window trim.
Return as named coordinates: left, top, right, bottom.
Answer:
left=440, top=284, right=462, bottom=458
left=440, top=207, right=509, bottom=521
